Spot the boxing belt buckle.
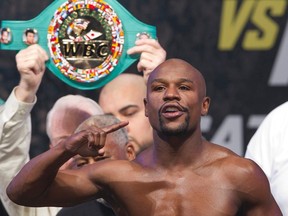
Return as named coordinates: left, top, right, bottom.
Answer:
left=0, top=0, right=156, bottom=90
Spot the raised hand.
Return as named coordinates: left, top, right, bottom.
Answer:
left=63, top=121, right=129, bottom=157
left=15, top=44, right=49, bottom=102
left=127, top=38, right=166, bottom=84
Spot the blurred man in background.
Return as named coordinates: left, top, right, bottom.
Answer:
left=0, top=45, right=104, bottom=216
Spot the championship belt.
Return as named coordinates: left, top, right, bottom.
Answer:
left=0, top=0, right=156, bottom=90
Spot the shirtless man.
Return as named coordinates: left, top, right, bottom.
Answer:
left=7, top=59, right=281, bottom=216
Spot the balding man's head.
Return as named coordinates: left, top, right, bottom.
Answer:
left=100, top=73, right=147, bottom=99
left=99, top=73, right=153, bottom=155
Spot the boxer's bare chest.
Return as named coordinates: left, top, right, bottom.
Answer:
left=111, top=167, right=240, bottom=216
